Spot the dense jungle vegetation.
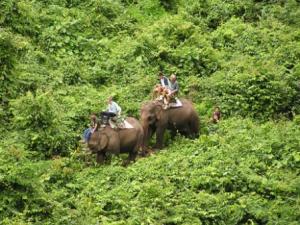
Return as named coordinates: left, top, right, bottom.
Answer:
left=1, top=0, right=300, bottom=224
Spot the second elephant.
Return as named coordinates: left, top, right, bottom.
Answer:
left=140, top=99, right=200, bottom=150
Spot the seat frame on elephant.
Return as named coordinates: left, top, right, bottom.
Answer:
left=99, top=111, right=130, bottom=129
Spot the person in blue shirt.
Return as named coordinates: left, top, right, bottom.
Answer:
left=160, top=74, right=179, bottom=109
left=83, top=113, right=98, bottom=143
left=158, top=71, right=170, bottom=88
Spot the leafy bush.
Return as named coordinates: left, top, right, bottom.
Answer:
left=2, top=118, right=299, bottom=224
left=0, top=0, right=14, bottom=24
left=1, top=0, right=300, bottom=223
left=10, top=90, right=76, bottom=157
left=204, top=66, right=299, bottom=119
left=0, top=145, right=53, bottom=223
left=0, top=30, right=26, bottom=101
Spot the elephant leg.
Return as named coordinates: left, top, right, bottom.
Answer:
left=183, top=126, right=190, bottom=137
left=104, top=153, right=112, bottom=164
left=122, top=152, right=136, bottom=167
left=188, top=119, right=199, bottom=138
left=155, top=127, right=165, bottom=149
left=188, top=122, right=199, bottom=139
left=139, top=139, right=147, bottom=157
left=129, top=151, right=138, bottom=162
left=96, top=152, right=105, bottom=164
left=140, top=145, right=147, bottom=157
left=170, top=129, right=177, bottom=140
left=144, top=128, right=153, bottom=150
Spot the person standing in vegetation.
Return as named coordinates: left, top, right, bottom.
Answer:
left=211, top=106, right=221, bottom=123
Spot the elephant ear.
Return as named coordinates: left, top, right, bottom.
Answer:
left=99, top=133, right=108, bottom=150
left=155, top=105, right=163, bottom=120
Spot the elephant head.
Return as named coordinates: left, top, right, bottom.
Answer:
left=87, top=129, right=109, bottom=153
left=140, top=102, right=165, bottom=147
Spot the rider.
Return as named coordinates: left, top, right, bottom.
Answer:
left=83, top=113, right=99, bottom=143
left=152, top=84, right=164, bottom=100
left=163, top=74, right=179, bottom=109
left=105, top=96, right=122, bottom=128
left=168, top=74, right=179, bottom=98
left=158, top=71, right=170, bottom=88
left=107, top=96, right=121, bottom=116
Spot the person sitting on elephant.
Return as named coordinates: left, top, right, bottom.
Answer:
left=152, top=84, right=164, bottom=100
left=168, top=74, right=179, bottom=98
left=162, top=74, right=179, bottom=109
left=100, top=111, right=117, bottom=126
left=152, top=84, right=171, bottom=108
left=158, top=71, right=170, bottom=88
left=106, top=96, right=123, bottom=128
left=83, top=113, right=99, bottom=143
left=107, top=96, right=121, bottom=116
left=162, top=86, right=171, bottom=106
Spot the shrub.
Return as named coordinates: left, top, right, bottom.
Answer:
left=202, top=63, right=299, bottom=119
left=10, top=90, right=76, bottom=157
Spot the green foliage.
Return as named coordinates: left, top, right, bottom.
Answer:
left=0, top=0, right=13, bottom=24
left=0, top=29, right=28, bottom=127
left=1, top=119, right=300, bottom=224
left=10, top=90, right=76, bottom=157
left=1, top=0, right=300, bottom=223
left=204, top=63, right=299, bottom=119
left=0, top=29, right=27, bottom=102
left=0, top=145, right=53, bottom=223
left=190, top=16, right=300, bottom=119
left=2, top=0, right=299, bottom=119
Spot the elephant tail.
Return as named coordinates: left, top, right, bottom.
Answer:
left=189, top=114, right=200, bottom=138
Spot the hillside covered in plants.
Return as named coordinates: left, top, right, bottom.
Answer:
left=1, top=0, right=300, bottom=224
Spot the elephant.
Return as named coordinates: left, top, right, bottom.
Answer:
left=140, top=99, right=200, bottom=150
left=87, top=117, right=144, bottom=165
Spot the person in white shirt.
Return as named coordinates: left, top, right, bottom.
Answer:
left=168, top=74, right=179, bottom=97
left=107, top=96, right=121, bottom=116
left=105, top=96, right=123, bottom=128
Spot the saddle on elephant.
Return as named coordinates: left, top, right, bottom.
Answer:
left=100, top=111, right=133, bottom=129
left=152, top=85, right=178, bottom=109
left=154, top=97, right=182, bottom=109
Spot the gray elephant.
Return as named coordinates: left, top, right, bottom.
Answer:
left=140, top=99, right=200, bottom=150
left=87, top=117, right=144, bottom=164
